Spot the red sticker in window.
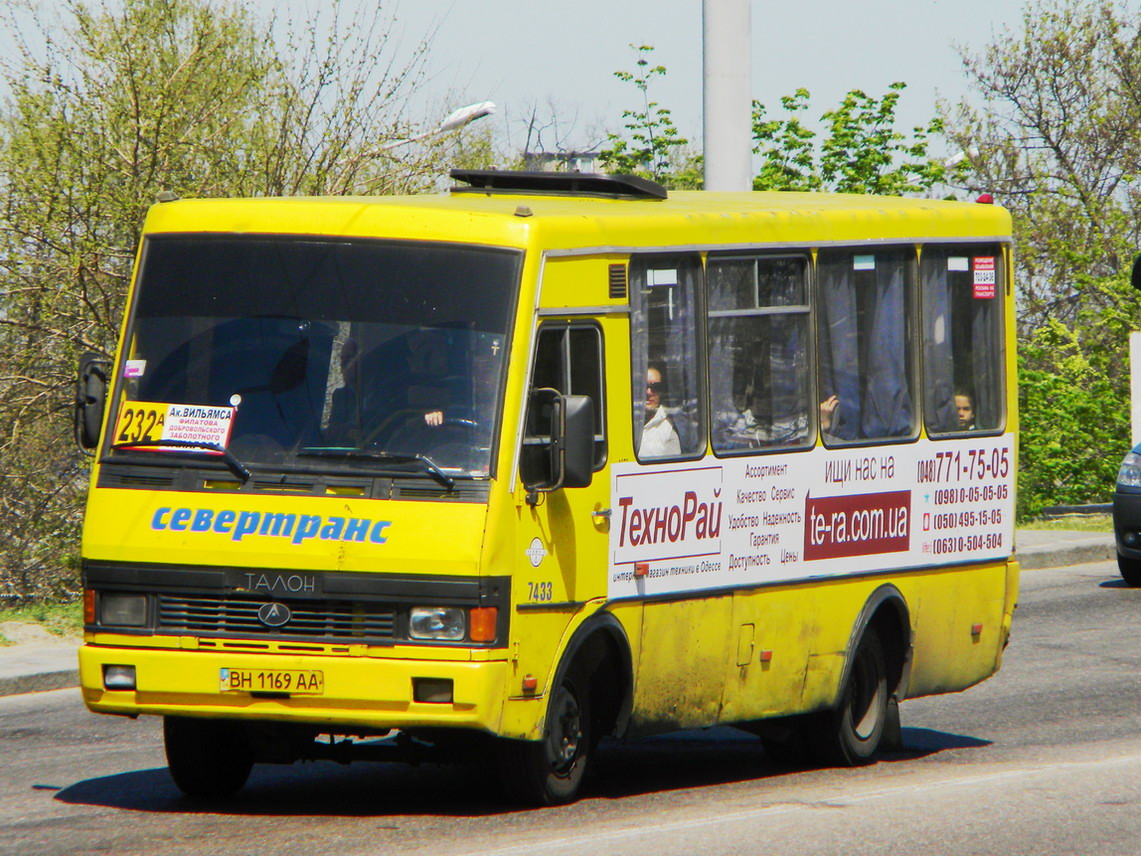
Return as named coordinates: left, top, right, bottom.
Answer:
left=973, top=257, right=996, bottom=299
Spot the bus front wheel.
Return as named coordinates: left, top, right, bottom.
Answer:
left=164, top=716, right=253, bottom=798
left=497, top=673, right=591, bottom=806
left=812, top=629, right=889, bottom=767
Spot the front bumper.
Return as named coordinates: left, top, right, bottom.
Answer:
left=1112, top=489, right=1141, bottom=558
left=80, top=642, right=509, bottom=733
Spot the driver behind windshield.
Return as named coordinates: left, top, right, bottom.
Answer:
left=324, top=328, right=502, bottom=473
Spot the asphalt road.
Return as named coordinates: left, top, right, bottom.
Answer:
left=2, top=560, right=1138, bottom=856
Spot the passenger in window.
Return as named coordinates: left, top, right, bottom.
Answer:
left=641, top=365, right=680, bottom=457
left=715, top=387, right=760, bottom=448
left=956, top=390, right=975, bottom=431
left=819, top=394, right=840, bottom=438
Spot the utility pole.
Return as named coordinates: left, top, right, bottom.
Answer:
left=702, top=0, right=753, bottom=191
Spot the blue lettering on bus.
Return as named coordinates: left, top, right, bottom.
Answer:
left=233, top=511, right=259, bottom=540
left=343, top=518, right=369, bottom=542
left=149, top=506, right=392, bottom=546
left=370, top=521, right=391, bottom=543
left=291, top=514, right=322, bottom=544
left=213, top=509, right=236, bottom=534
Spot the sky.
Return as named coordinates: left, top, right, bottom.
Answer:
left=295, top=0, right=1035, bottom=159
left=0, top=0, right=1035, bottom=158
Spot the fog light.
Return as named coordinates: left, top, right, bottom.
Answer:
left=100, top=593, right=147, bottom=627
left=413, top=677, right=453, bottom=703
left=409, top=607, right=465, bottom=640
left=103, top=664, right=136, bottom=690
left=1125, top=531, right=1138, bottom=547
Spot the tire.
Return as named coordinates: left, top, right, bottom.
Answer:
left=164, top=716, right=253, bottom=798
left=810, top=629, right=889, bottom=767
left=497, top=673, right=591, bottom=806
left=1117, top=553, right=1141, bottom=587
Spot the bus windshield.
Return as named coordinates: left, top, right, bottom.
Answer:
left=110, top=236, right=521, bottom=478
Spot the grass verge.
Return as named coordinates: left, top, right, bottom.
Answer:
left=1019, top=514, right=1113, bottom=532
left=0, top=601, right=83, bottom=645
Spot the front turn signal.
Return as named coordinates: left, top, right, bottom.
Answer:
left=469, top=607, right=498, bottom=643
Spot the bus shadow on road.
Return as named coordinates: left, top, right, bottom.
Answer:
left=52, top=725, right=993, bottom=814
left=587, top=725, right=992, bottom=799
left=52, top=760, right=521, bottom=817
left=886, top=727, right=992, bottom=759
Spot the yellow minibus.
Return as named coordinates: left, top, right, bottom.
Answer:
left=75, top=170, right=1018, bottom=804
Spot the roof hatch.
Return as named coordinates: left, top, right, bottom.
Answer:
left=449, top=169, right=668, bottom=200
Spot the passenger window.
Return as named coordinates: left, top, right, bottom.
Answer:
left=629, top=256, right=705, bottom=460
left=520, top=324, right=606, bottom=485
left=817, top=249, right=916, bottom=444
left=921, top=246, right=1005, bottom=435
left=708, top=254, right=812, bottom=453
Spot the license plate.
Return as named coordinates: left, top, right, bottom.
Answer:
left=220, top=668, right=324, bottom=695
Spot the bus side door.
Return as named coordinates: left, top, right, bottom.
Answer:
left=513, top=321, right=612, bottom=695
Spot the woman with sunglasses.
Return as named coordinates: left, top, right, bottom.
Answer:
left=640, top=365, right=681, bottom=458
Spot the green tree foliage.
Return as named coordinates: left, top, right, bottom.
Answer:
left=944, top=0, right=1141, bottom=333
left=598, top=45, right=702, bottom=188
left=0, top=0, right=467, bottom=600
left=1018, top=285, right=1132, bottom=518
left=752, top=84, right=945, bottom=195
left=943, top=0, right=1141, bottom=514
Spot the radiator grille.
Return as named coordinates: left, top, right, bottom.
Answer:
left=157, top=594, right=396, bottom=641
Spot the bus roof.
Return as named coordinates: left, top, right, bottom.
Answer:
left=141, top=179, right=1013, bottom=253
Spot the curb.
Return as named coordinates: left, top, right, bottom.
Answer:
left=1017, top=538, right=1116, bottom=571
left=0, top=669, right=79, bottom=698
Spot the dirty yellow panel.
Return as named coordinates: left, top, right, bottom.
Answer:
left=720, top=589, right=814, bottom=722
left=629, top=594, right=733, bottom=735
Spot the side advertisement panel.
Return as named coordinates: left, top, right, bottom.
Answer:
left=608, top=435, right=1014, bottom=599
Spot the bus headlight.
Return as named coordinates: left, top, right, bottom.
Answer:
left=1119, top=452, right=1141, bottom=488
left=100, top=593, right=147, bottom=627
left=409, top=606, right=466, bottom=640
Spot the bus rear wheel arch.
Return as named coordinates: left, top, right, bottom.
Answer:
left=810, top=628, right=889, bottom=766
left=757, top=591, right=910, bottom=769
left=813, top=591, right=911, bottom=766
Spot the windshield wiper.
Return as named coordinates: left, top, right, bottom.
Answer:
left=111, top=439, right=252, bottom=483
left=298, top=448, right=455, bottom=490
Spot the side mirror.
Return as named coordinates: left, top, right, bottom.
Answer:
left=556, top=394, right=594, bottom=489
left=75, top=352, right=110, bottom=451
left=523, top=389, right=594, bottom=500
left=1132, top=254, right=1141, bottom=290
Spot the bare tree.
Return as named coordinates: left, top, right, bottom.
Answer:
left=0, top=0, right=459, bottom=600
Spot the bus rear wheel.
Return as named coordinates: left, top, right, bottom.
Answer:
left=497, top=673, right=591, bottom=806
left=164, top=716, right=253, bottom=798
left=812, top=629, right=889, bottom=767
